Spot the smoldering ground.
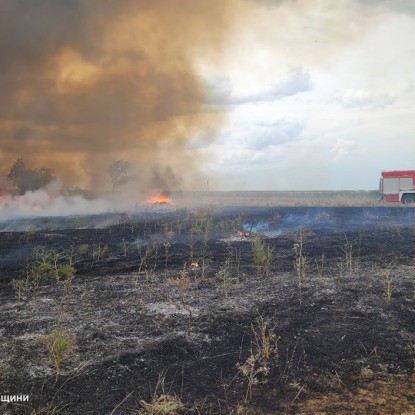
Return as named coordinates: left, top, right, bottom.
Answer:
left=1, top=205, right=415, bottom=414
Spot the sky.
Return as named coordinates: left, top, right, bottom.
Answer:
left=1, top=0, right=415, bottom=192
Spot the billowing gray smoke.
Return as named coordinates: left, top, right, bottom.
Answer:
left=0, top=0, right=239, bottom=192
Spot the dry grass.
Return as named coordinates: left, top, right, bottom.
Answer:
left=136, top=372, right=185, bottom=415
left=173, top=190, right=381, bottom=207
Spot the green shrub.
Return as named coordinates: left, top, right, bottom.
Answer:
left=78, top=244, right=89, bottom=255
left=40, top=329, right=75, bottom=377
left=251, top=238, right=274, bottom=276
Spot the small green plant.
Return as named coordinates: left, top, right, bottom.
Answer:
left=251, top=238, right=274, bottom=276
left=63, top=243, right=77, bottom=267
left=136, top=241, right=159, bottom=283
left=343, top=241, right=353, bottom=275
left=376, top=258, right=397, bottom=301
left=385, top=272, right=393, bottom=301
left=78, top=244, right=89, bottom=255
left=315, top=252, right=325, bottom=280
left=34, top=246, right=55, bottom=279
left=25, top=261, right=42, bottom=290
left=251, top=238, right=267, bottom=266
left=50, top=251, right=62, bottom=282
left=91, top=243, right=108, bottom=263
left=186, top=212, right=212, bottom=265
left=40, top=328, right=75, bottom=378
left=59, top=263, right=76, bottom=291
left=218, top=258, right=232, bottom=297
left=294, top=242, right=308, bottom=279
left=201, top=217, right=212, bottom=281
left=339, top=236, right=360, bottom=276
left=217, top=257, right=242, bottom=297
left=24, top=247, right=77, bottom=291
left=11, top=278, right=29, bottom=303
left=294, top=231, right=309, bottom=305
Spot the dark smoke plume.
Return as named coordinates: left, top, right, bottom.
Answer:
left=0, top=0, right=238, bottom=191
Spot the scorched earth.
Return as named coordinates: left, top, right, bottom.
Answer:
left=0, top=206, right=414, bottom=414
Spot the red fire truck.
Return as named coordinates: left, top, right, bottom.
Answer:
left=380, top=170, right=415, bottom=203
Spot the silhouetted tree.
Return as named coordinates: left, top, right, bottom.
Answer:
left=107, top=160, right=133, bottom=191
left=7, top=158, right=55, bottom=194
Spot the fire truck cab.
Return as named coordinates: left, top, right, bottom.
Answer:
left=380, top=170, right=415, bottom=204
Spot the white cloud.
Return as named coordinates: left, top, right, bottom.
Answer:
left=209, top=67, right=313, bottom=105
left=338, top=89, right=396, bottom=109
left=244, top=120, right=305, bottom=149
left=233, top=67, right=313, bottom=104
left=210, top=117, right=304, bottom=168
left=199, top=0, right=415, bottom=190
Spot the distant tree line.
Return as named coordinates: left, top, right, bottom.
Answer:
left=7, top=159, right=56, bottom=194
left=5, top=158, right=133, bottom=194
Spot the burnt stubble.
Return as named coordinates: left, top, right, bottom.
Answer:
left=1, top=206, right=414, bottom=414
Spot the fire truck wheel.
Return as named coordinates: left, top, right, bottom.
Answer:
left=402, top=194, right=415, bottom=204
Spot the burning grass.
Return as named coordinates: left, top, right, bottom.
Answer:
left=144, top=194, right=175, bottom=206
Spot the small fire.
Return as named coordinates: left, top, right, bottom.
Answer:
left=144, top=194, right=175, bottom=206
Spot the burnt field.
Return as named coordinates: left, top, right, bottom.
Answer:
left=1, top=206, right=415, bottom=414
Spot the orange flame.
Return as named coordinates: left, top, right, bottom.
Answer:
left=144, top=194, right=175, bottom=206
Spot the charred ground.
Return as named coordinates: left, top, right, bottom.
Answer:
left=0, top=206, right=414, bottom=414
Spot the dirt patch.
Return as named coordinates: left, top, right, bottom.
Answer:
left=0, top=207, right=414, bottom=414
